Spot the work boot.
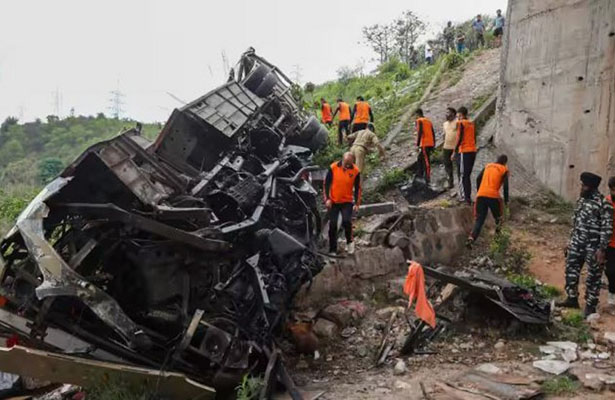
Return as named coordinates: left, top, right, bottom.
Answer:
left=584, top=305, right=597, bottom=318
left=465, top=236, right=475, bottom=249
left=556, top=297, right=580, bottom=309
left=347, top=241, right=355, bottom=255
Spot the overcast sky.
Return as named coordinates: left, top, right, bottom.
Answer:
left=0, top=0, right=507, bottom=123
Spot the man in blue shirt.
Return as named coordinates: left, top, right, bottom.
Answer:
left=472, top=14, right=485, bottom=48
left=494, top=9, right=505, bottom=47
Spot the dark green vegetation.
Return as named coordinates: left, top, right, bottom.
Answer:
left=541, top=376, right=580, bottom=396
left=0, top=115, right=161, bottom=231
left=0, top=114, right=160, bottom=187
left=85, top=378, right=161, bottom=400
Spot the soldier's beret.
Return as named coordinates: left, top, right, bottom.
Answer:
left=580, top=172, right=601, bottom=189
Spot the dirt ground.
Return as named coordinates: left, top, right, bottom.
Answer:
left=288, top=199, right=615, bottom=399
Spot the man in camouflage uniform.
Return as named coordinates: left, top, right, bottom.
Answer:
left=558, top=172, right=614, bottom=316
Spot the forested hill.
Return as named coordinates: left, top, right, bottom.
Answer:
left=0, top=115, right=161, bottom=187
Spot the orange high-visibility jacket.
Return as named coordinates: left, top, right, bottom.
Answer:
left=456, top=119, right=477, bottom=153
left=353, top=101, right=370, bottom=124
left=327, top=161, right=361, bottom=205
left=608, top=195, right=615, bottom=248
left=338, top=102, right=351, bottom=121
left=322, top=102, right=332, bottom=123
left=416, top=117, right=435, bottom=148
left=477, top=163, right=508, bottom=198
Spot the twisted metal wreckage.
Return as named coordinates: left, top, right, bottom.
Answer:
left=0, top=49, right=330, bottom=398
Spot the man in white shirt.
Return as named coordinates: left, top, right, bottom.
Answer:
left=442, top=107, right=457, bottom=189
left=425, top=45, right=433, bottom=65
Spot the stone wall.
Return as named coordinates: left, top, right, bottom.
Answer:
left=297, top=206, right=473, bottom=306
left=496, top=0, right=615, bottom=200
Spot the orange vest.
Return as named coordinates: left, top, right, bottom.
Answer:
left=457, top=119, right=477, bottom=153
left=608, top=195, right=615, bottom=248
left=321, top=103, right=332, bottom=123
left=477, top=163, right=508, bottom=199
left=338, top=102, right=351, bottom=121
left=353, top=101, right=370, bottom=124
left=416, top=117, right=435, bottom=147
left=328, top=161, right=360, bottom=204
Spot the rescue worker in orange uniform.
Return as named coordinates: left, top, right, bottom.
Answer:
left=350, top=96, right=374, bottom=133
left=414, top=108, right=435, bottom=183
left=332, top=98, right=351, bottom=145
left=320, top=98, right=333, bottom=127
left=606, top=176, right=615, bottom=306
left=467, top=155, right=509, bottom=246
left=324, top=152, right=362, bottom=255
left=451, top=106, right=477, bottom=204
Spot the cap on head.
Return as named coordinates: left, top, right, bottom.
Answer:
left=580, top=172, right=601, bottom=189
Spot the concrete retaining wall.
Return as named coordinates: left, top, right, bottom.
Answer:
left=496, top=0, right=615, bottom=200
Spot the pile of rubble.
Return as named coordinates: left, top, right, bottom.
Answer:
left=0, top=49, right=329, bottom=398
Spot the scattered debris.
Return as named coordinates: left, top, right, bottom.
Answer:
left=400, top=177, right=447, bottom=205
left=423, top=265, right=551, bottom=324
left=532, top=360, right=570, bottom=375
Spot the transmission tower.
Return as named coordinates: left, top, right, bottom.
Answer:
left=291, top=64, right=302, bottom=85
left=108, top=80, right=125, bottom=119
left=52, top=88, right=63, bottom=117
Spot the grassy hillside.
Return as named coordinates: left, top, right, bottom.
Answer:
left=308, top=52, right=468, bottom=168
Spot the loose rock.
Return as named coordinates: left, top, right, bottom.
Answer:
left=394, top=360, right=407, bottom=375
left=313, top=318, right=339, bottom=339
left=533, top=360, right=570, bottom=375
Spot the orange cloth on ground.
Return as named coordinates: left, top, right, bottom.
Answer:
left=403, top=261, right=436, bottom=328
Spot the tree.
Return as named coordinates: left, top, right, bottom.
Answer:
left=38, top=158, right=64, bottom=184
left=362, top=24, right=395, bottom=64
left=1, top=117, right=19, bottom=133
left=393, top=11, right=426, bottom=66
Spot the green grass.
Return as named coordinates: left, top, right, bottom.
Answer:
left=375, top=168, right=410, bottom=192
left=508, top=273, right=562, bottom=299
left=556, top=309, right=592, bottom=342
left=561, top=309, right=584, bottom=328
left=471, top=93, right=491, bottom=112
left=535, top=190, right=574, bottom=219
left=541, top=376, right=580, bottom=396
left=86, top=379, right=159, bottom=400
left=236, top=375, right=264, bottom=400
